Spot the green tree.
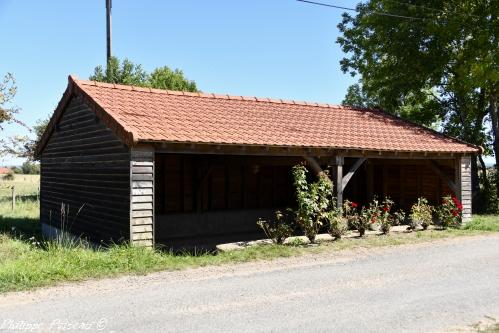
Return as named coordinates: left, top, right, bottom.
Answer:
left=0, top=73, right=29, bottom=156
left=21, top=161, right=40, bottom=174
left=337, top=0, right=498, bottom=206
left=149, top=66, right=197, bottom=92
left=20, top=117, right=50, bottom=161
left=89, top=57, right=198, bottom=92
left=90, top=57, right=149, bottom=87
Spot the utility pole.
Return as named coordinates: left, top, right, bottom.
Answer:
left=106, top=0, right=112, bottom=63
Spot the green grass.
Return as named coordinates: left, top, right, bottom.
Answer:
left=0, top=207, right=497, bottom=293
left=482, top=324, right=499, bottom=333
left=0, top=178, right=498, bottom=293
left=473, top=319, right=499, bottom=333
left=480, top=324, right=499, bottom=333
left=464, top=215, right=499, bottom=232
left=0, top=174, right=40, bottom=198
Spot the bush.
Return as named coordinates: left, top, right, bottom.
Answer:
left=21, top=161, right=40, bottom=175
left=3, top=171, right=14, bottom=181
left=410, top=197, right=433, bottom=230
left=476, top=168, right=499, bottom=214
left=257, top=210, right=293, bottom=244
left=326, top=208, right=348, bottom=239
left=436, top=195, right=462, bottom=229
left=10, top=166, right=22, bottom=174
left=291, top=165, right=333, bottom=243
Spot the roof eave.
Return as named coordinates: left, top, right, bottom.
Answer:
left=35, top=76, right=139, bottom=158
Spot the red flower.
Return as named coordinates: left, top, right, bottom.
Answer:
left=383, top=206, right=389, bottom=212
left=452, top=196, right=462, bottom=206
left=351, top=202, right=358, bottom=208
left=452, top=210, right=459, bottom=217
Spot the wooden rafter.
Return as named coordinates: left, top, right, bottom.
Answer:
left=302, top=155, right=333, bottom=185
left=427, top=160, right=458, bottom=195
left=341, top=158, right=367, bottom=192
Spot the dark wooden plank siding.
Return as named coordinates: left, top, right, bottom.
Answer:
left=40, top=96, right=131, bottom=243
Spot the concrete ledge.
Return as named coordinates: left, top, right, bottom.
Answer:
left=216, top=225, right=431, bottom=252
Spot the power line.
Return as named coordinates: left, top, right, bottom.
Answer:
left=296, top=0, right=427, bottom=20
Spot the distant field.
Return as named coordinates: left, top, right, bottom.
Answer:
left=0, top=174, right=40, bottom=200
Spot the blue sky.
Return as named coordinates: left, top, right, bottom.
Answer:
left=1, top=0, right=358, bottom=165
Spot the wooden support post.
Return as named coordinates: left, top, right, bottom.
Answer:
left=382, top=164, right=388, bottom=197
left=11, top=186, right=15, bottom=211
left=130, top=146, right=155, bottom=247
left=400, top=167, right=406, bottom=208
left=333, top=156, right=344, bottom=208
left=341, top=157, right=366, bottom=193
left=456, top=156, right=472, bottom=222
left=367, top=161, right=374, bottom=201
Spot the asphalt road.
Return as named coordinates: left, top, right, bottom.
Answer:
left=0, top=235, right=498, bottom=333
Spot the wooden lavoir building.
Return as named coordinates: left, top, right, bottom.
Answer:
left=36, top=76, right=480, bottom=247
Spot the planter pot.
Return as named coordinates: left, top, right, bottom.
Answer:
left=409, top=219, right=422, bottom=230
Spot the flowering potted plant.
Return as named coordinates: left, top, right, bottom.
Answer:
left=326, top=207, right=348, bottom=239
left=379, top=197, right=394, bottom=234
left=257, top=210, right=293, bottom=244
left=436, top=195, right=463, bottom=229
left=355, top=199, right=380, bottom=237
left=392, top=209, right=406, bottom=226
left=343, top=199, right=359, bottom=230
left=410, top=197, right=433, bottom=230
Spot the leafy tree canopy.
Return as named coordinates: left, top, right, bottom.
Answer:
left=338, top=0, right=497, bottom=131
left=89, top=56, right=198, bottom=92
left=21, top=161, right=40, bottom=175
left=0, top=73, right=29, bottom=156
left=337, top=0, right=498, bottom=205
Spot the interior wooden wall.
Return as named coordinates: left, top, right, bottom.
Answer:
left=155, top=154, right=301, bottom=214
left=155, top=155, right=456, bottom=216
left=343, top=159, right=455, bottom=210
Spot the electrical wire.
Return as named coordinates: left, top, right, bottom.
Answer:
left=297, top=0, right=426, bottom=20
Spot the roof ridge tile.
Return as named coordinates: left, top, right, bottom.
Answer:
left=73, top=76, right=352, bottom=109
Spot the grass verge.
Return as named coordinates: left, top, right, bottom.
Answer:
left=0, top=198, right=498, bottom=293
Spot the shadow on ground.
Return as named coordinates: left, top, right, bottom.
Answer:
left=0, top=197, right=41, bottom=240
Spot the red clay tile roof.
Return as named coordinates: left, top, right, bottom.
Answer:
left=0, top=167, right=11, bottom=174
left=37, top=76, right=480, bottom=155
